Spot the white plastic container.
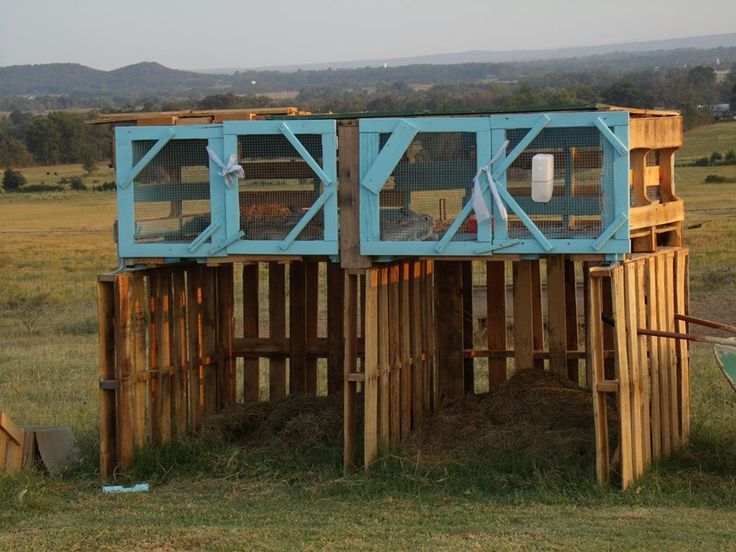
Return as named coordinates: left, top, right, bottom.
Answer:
left=531, top=153, right=554, bottom=203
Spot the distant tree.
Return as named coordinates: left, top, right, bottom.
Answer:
left=2, top=168, right=26, bottom=191
left=710, top=151, right=723, bottom=164
left=0, top=133, right=34, bottom=167
left=81, top=146, right=97, bottom=175
left=601, top=79, right=652, bottom=108
left=69, top=176, right=86, bottom=190
left=725, top=149, right=736, bottom=163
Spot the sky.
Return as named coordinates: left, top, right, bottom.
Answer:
left=0, top=0, right=735, bottom=71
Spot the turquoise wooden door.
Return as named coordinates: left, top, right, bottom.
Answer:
left=358, top=111, right=630, bottom=258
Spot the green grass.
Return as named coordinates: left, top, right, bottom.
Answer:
left=15, top=163, right=115, bottom=189
left=678, top=121, right=736, bottom=164
left=4, top=126, right=736, bottom=549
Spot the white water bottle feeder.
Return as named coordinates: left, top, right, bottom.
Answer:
left=531, top=154, right=554, bottom=203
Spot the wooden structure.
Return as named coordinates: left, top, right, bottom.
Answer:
left=96, top=105, right=689, bottom=489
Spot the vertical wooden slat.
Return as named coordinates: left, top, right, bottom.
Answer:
left=378, top=267, right=390, bottom=443
left=242, top=264, right=260, bottom=403
left=148, top=272, right=160, bottom=445
left=624, top=262, right=644, bottom=477
left=304, top=261, right=319, bottom=395
left=656, top=254, right=671, bottom=456
left=583, top=262, right=593, bottom=389
left=156, top=270, right=172, bottom=444
left=400, top=262, right=412, bottom=438
left=289, top=261, right=307, bottom=395
left=187, top=265, right=203, bottom=431
left=201, top=268, right=219, bottom=414
left=343, top=272, right=359, bottom=470
left=411, top=262, right=424, bottom=424
left=612, top=267, right=634, bottom=489
left=589, top=272, right=608, bottom=484
left=646, top=256, right=662, bottom=459
left=486, top=261, right=507, bottom=388
left=635, top=261, right=652, bottom=467
left=327, top=262, right=345, bottom=395
left=98, top=279, right=116, bottom=478
left=513, top=261, right=534, bottom=373
left=435, top=261, right=465, bottom=406
left=389, top=264, right=401, bottom=446
left=602, top=279, right=615, bottom=380
left=664, top=252, right=681, bottom=450
left=364, top=268, right=379, bottom=467
left=675, top=250, right=690, bottom=443
left=217, top=264, right=235, bottom=407
left=547, top=256, right=568, bottom=378
left=531, top=260, right=544, bottom=370
left=269, top=262, right=287, bottom=400
left=171, top=270, right=188, bottom=438
left=461, top=261, right=474, bottom=394
left=564, top=259, right=580, bottom=383
left=131, top=275, right=148, bottom=450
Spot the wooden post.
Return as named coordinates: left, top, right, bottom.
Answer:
left=612, top=266, right=634, bottom=489
left=364, top=269, right=379, bottom=467
left=327, top=262, right=345, bottom=395
left=646, top=256, right=662, bottom=459
left=400, top=262, right=412, bottom=439
left=547, top=256, right=568, bottom=378
left=131, top=275, right=148, bottom=451
left=378, top=268, right=390, bottom=443
left=217, top=264, right=235, bottom=407
left=289, top=261, right=307, bottom=395
left=513, top=261, right=534, bottom=373
left=343, top=272, right=359, bottom=470
left=269, top=262, right=287, bottom=400
left=201, top=268, right=218, bottom=414
left=305, top=261, right=319, bottom=395
left=388, top=265, right=401, bottom=447
left=242, top=264, right=260, bottom=403
left=187, top=265, right=203, bottom=431
left=674, top=250, right=690, bottom=443
left=338, top=120, right=372, bottom=270
left=564, top=259, right=580, bottom=383
left=435, top=261, right=465, bottom=406
left=486, top=261, right=507, bottom=388
left=588, top=271, right=609, bottom=484
left=531, top=260, right=544, bottom=371
left=624, top=262, right=644, bottom=478
left=171, top=270, right=188, bottom=438
left=155, top=270, right=172, bottom=444
left=411, top=262, right=424, bottom=424
left=97, top=278, right=116, bottom=478
left=461, top=261, right=474, bottom=394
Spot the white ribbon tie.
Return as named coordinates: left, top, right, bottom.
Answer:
left=472, top=140, right=509, bottom=223
left=206, top=146, right=245, bottom=188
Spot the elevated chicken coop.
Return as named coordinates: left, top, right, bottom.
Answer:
left=95, top=105, right=688, bottom=490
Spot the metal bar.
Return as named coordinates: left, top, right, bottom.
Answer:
left=675, top=313, right=736, bottom=335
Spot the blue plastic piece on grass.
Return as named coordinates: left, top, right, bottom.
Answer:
left=102, top=483, right=149, bottom=494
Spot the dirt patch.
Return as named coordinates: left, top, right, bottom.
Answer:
left=404, top=369, right=617, bottom=467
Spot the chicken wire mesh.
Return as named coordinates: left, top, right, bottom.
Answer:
left=504, top=126, right=609, bottom=240
left=378, top=132, right=477, bottom=242
left=237, top=134, right=324, bottom=241
left=132, top=139, right=211, bottom=244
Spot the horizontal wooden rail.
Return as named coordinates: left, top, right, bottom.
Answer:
left=675, top=313, right=736, bottom=335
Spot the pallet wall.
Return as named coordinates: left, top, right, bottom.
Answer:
left=589, top=248, right=690, bottom=489
left=98, top=264, right=234, bottom=477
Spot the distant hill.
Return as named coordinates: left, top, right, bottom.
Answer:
left=1, top=33, right=735, bottom=99
left=0, top=62, right=228, bottom=96
left=202, top=32, right=736, bottom=73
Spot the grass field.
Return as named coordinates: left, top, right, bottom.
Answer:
left=16, top=163, right=116, bottom=189
left=3, top=136, right=736, bottom=549
left=678, top=121, right=736, bottom=164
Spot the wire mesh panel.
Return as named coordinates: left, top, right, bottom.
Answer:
left=504, top=126, right=609, bottom=240
left=237, top=134, right=324, bottom=241
left=131, top=138, right=211, bottom=244
left=379, top=132, right=477, bottom=242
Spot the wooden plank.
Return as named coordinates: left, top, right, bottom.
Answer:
left=664, top=253, right=681, bottom=450
left=629, top=115, right=683, bottom=149
left=656, top=254, right=671, bottom=456
left=327, top=262, right=345, bottom=395
left=171, top=270, right=188, bottom=438
left=304, top=262, right=319, bottom=395
left=462, top=261, right=474, bottom=394
left=646, top=256, right=662, bottom=459
left=583, top=262, right=593, bottom=389
left=486, top=261, right=507, bottom=388
left=97, top=280, right=116, bottom=478
left=269, top=262, right=287, bottom=400
left=411, top=262, right=424, bottom=425
left=343, top=272, right=359, bottom=471
left=624, top=262, right=644, bottom=477
left=155, top=271, right=173, bottom=444
left=338, top=120, right=371, bottom=270
left=389, top=264, right=401, bottom=447
left=634, top=261, right=651, bottom=468
left=242, top=264, right=260, bottom=403
left=435, top=261, right=465, bottom=406
left=547, top=256, right=567, bottom=378
left=400, top=262, right=412, bottom=438
left=114, top=274, right=135, bottom=470
left=364, top=269, right=379, bottom=467
left=630, top=149, right=651, bottom=207
left=217, top=264, right=235, bottom=406
left=612, top=267, right=634, bottom=489
left=531, top=260, right=544, bottom=371
left=289, top=261, right=307, bottom=395
left=201, top=268, right=219, bottom=414
left=629, top=200, right=685, bottom=230
left=131, top=275, right=148, bottom=451
left=378, top=268, right=390, bottom=444
left=187, top=265, right=203, bottom=431
left=148, top=273, right=160, bottom=446
left=564, top=259, right=580, bottom=383
left=513, top=261, right=534, bottom=373
left=589, top=274, right=609, bottom=484
left=675, top=250, right=690, bottom=443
